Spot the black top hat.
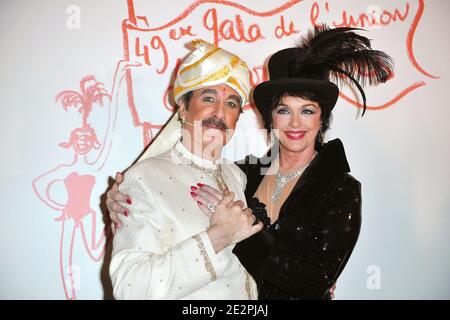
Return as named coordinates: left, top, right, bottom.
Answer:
left=254, top=25, right=394, bottom=116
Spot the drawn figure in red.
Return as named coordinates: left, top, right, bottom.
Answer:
left=32, top=61, right=140, bottom=300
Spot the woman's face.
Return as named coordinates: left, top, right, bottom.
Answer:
left=271, top=95, right=322, bottom=155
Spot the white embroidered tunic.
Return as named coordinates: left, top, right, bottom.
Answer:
left=110, top=141, right=257, bottom=300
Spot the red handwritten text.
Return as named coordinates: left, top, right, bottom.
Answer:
left=203, top=8, right=264, bottom=46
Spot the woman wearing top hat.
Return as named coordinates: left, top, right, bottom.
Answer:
left=107, top=25, right=393, bottom=299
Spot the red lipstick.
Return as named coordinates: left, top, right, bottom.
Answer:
left=284, top=131, right=306, bottom=140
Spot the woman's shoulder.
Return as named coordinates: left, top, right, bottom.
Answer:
left=321, top=173, right=362, bottom=220
left=339, top=173, right=361, bottom=189
left=323, top=173, right=361, bottom=204
left=235, top=153, right=273, bottom=173
left=235, top=153, right=259, bottom=167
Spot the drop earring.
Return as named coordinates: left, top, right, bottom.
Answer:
left=270, top=129, right=276, bottom=145
left=318, top=125, right=324, bottom=144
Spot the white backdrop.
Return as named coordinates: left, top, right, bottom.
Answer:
left=0, top=0, right=449, bottom=299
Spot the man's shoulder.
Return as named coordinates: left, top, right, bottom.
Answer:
left=126, top=150, right=178, bottom=178
left=222, top=160, right=246, bottom=183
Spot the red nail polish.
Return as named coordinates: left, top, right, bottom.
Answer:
left=124, top=210, right=128, bottom=217
left=197, top=201, right=202, bottom=206
left=126, top=198, right=132, bottom=205
left=197, top=183, right=205, bottom=187
left=190, top=192, right=197, bottom=197
left=191, top=186, right=198, bottom=191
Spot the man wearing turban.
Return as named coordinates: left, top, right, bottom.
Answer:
left=109, top=40, right=263, bottom=299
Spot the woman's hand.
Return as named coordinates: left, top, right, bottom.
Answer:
left=191, top=183, right=263, bottom=252
left=329, top=283, right=336, bottom=299
left=106, top=172, right=132, bottom=233
left=192, top=184, right=244, bottom=217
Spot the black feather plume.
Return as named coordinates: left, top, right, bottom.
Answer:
left=291, top=25, right=394, bottom=115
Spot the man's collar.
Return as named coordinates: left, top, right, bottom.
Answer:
left=174, top=140, right=223, bottom=169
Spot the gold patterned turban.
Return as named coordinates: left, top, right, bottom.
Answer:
left=138, top=40, right=250, bottom=160
left=173, top=39, right=250, bottom=106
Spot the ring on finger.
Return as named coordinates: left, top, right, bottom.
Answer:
left=207, top=202, right=217, bottom=213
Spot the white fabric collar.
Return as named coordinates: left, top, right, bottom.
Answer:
left=174, top=140, right=223, bottom=169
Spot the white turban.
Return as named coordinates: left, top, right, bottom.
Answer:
left=173, top=39, right=250, bottom=106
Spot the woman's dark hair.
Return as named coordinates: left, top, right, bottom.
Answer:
left=260, top=90, right=333, bottom=150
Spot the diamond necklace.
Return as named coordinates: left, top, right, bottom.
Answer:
left=271, top=153, right=317, bottom=203
left=272, top=169, right=305, bottom=203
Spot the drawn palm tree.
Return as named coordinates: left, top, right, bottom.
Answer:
left=56, top=75, right=111, bottom=127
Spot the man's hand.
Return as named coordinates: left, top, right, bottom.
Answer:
left=196, top=188, right=263, bottom=253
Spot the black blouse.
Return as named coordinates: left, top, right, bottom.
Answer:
left=233, top=139, right=362, bottom=300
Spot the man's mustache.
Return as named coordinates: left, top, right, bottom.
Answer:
left=201, top=117, right=227, bottom=131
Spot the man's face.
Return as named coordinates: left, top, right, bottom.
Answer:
left=179, top=84, right=242, bottom=149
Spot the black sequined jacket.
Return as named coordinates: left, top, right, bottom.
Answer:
left=233, top=139, right=362, bottom=300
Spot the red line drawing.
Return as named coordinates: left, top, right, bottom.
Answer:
left=121, top=0, right=304, bottom=148
left=125, top=0, right=303, bottom=32
left=340, top=81, right=426, bottom=111
left=330, top=0, right=438, bottom=111
left=32, top=60, right=140, bottom=299
left=121, top=0, right=439, bottom=148
left=407, top=0, right=439, bottom=79
left=30, top=0, right=440, bottom=299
